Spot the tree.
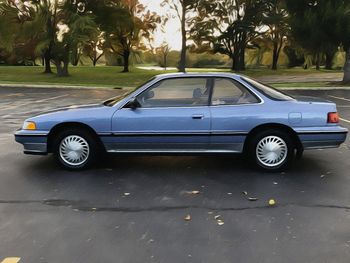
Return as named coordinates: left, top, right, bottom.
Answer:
left=0, top=1, right=22, bottom=64
left=95, top=0, right=160, bottom=73
left=21, top=0, right=98, bottom=76
left=23, top=0, right=58, bottom=73
left=0, top=0, right=39, bottom=66
left=263, top=0, right=290, bottom=70
left=285, top=0, right=347, bottom=71
left=82, top=32, right=105, bottom=66
left=156, top=41, right=171, bottom=69
left=191, top=0, right=268, bottom=71
left=334, top=2, right=350, bottom=82
left=55, top=4, right=97, bottom=76
left=161, top=0, right=198, bottom=72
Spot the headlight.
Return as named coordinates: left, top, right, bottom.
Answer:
left=22, top=121, right=37, bottom=130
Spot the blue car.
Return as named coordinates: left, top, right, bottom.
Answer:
left=15, top=73, right=348, bottom=171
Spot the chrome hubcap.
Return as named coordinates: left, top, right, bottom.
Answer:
left=256, top=136, right=288, bottom=167
left=59, top=135, right=90, bottom=166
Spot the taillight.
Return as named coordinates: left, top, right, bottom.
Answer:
left=328, top=112, right=339, bottom=123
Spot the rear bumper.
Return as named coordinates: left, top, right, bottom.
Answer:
left=295, top=126, right=348, bottom=150
left=14, top=130, right=49, bottom=155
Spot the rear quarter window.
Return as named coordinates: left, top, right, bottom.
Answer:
left=241, top=77, right=294, bottom=101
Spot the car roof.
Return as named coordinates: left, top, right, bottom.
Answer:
left=154, top=72, right=243, bottom=80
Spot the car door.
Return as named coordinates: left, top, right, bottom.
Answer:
left=209, top=77, right=263, bottom=152
left=109, top=77, right=212, bottom=152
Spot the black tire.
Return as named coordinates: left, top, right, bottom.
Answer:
left=53, top=128, right=98, bottom=170
left=246, top=129, right=295, bottom=172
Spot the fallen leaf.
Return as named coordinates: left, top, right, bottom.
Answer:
left=214, top=215, right=221, bottom=220
left=227, top=192, right=233, bottom=195
left=248, top=197, right=258, bottom=201
left=186, top=190, right=200, bottom=195
left=268, top=199, right=276, bottom=206
left=242, top=191, right=248, bottom=195
left=184, top=214, right=191, bottom=221
left=124, top=192, right=131, bottom=196
left=273, top=182, right=278, bottom=185
left=217, top=220, right=225, bottom=226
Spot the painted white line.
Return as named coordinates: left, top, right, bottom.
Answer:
left=340, top=118, right=350, bottom=124
left=0, top=94, right=69, bottom=111
left=36, top=94, right=69, bottom=103
left=1, top=258, right=21, bottom=263
left=328, top=95, right=350, bottom=102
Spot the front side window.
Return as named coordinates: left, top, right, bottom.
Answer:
left=211, top=78, right=259, bottom=106
left=137, top=78, right=210, bottom=108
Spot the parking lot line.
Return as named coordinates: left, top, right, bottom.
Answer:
left=1, top=258, right=21, bottom=263
left=340, top=117, right=350, bottom=124
left=328, top=95, right=350, bottom=102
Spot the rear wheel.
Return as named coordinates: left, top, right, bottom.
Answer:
left=54, top=129, right=97, bottom=170
left=247, top=129, right=294, bottom=172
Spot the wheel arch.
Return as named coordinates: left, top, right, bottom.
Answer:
left=243, top=123, right=303, bottom=154
left=47, top=122, right=105, bottom=153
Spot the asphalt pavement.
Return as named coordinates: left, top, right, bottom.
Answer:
left=1, top=87, right=350, bottom=263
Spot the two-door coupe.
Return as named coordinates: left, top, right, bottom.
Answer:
left=15, top=73, right=348, bottom=171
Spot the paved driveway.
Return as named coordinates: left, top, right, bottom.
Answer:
left=0, top=87, right=350, bottom=263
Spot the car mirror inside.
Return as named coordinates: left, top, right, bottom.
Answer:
left=125, top=97, right=141, bottom=109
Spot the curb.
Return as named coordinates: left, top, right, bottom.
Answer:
left=277, top=86, right=350, bottom=90
left=0, top=83, right=350, bottom=91
left=0, top=83, right=134, bottom=90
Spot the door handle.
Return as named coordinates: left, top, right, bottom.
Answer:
left=192, top=114, right=204, bottom=120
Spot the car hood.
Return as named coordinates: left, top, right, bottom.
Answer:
left=293, top=96, right=333, bottom=104
left=41, top=104, right=105, bottom=115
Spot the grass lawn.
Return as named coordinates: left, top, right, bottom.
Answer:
left=0, top=65, right=346, bottom=88
left=270, top=82, right=347, bottom=88
left=0, top=66, right=167, bottom=88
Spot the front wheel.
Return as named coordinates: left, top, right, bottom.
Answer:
left=247, top=130, right=295, bottom=172
left=54, top=129, right=97, bottom=170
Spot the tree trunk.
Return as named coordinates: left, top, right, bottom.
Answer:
left=239, top=46, right=245, bottom=71
left=343, top=47, right=350, bottom=83
left=232, top=45, right=245, bottom=71
left=272, top=42, right=278, bottom=70
left=122, top=50, right=130, bottom=73
left=315, top=53, right=321, bottom=70
left=232, top=52, right=240, bottom=71
left=325, top=52, right=334, bottom=70
left=55, top=58, right=69, bottom=77
left=178, top=2, right=186, bottom=73
left=164, top=54, right=167, bottom=70
left=43, top=50, right=52, bottom=74
left=231, top=60, right=235, bottom=71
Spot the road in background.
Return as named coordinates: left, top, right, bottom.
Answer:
left=0, top=87, right=350, bottom=263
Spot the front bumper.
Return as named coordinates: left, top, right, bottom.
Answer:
left=14, top=130, right=49, bottom=155
left=295, top=126, right=348, bottom=150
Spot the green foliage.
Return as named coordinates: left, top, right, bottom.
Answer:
left=285, top=0, right=350, bottom=70
left=191, top=0, right=269, bottom=71
left=262, top=0, right=290, bottom=69
left=90, top=0, right=161, bottom=72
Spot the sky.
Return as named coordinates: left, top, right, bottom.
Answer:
left=139, top=0, right=182, bottom=50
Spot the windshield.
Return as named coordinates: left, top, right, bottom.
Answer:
left=241, top=77, right=294, bottom=101
left=103, top=77, right=156, bottom=106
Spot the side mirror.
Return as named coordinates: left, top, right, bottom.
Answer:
left=125, top=97, right=141, bottom=109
